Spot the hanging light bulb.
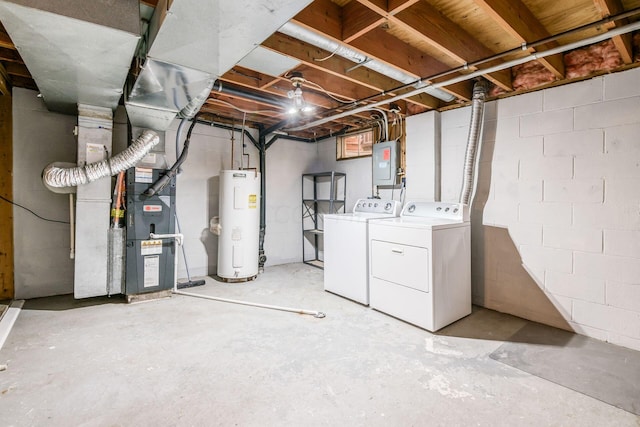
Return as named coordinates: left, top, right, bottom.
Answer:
left=287, top=72, right=314, bottom=115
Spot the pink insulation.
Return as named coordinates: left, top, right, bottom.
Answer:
left=565, top=40, right=623, bottom=79
left=512, top=60, right=557, bottom=91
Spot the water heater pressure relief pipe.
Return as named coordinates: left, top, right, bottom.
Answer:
left=159, top=233, right=326, bottom=319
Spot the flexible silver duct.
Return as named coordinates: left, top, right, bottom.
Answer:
left=459, top=81, right=488, bottom=205
left=43, top=129, right=160, bottom=188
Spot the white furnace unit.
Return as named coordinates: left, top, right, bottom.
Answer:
left=324, top=198, right=401, bottom=305
left=368, top=202, right=471, bottom=331
left=217, top=170, right=260, bottom=281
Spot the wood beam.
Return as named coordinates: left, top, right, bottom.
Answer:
left=473, top=0, right=564, bottom=78
left=4, top=62, right=30, bottom=79
left=0, top=91, right=13, bottom=299
left=0, top=47, right=22, bottom=63
left=349, top=28, right=472, bottom=100
left=593, top=0, right=633, bottom=64
left=262, top=32, right=440, bottom=109
left=0, top=32, right=14, bottom=50
left=394, top=1, right=512, bottom=90
left=293, top=0, right=342, bottom=41
left=342, top=1, right=384, bottom=43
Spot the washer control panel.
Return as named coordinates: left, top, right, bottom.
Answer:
left=353, top=198, right=401, bottom=215
left=401, top=202, right=469, bottom=221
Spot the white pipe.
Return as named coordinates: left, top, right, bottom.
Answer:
left=279, top=22, right=455, bottom=102
left=283, top=19, right=640, bottom=132
left=173, top=290, right=326, bottom=318
left=69, top=193, right=75, bottom=259
left=162, top=232, right=326, bottom=318
left=0, top=300, right=24, bottom=351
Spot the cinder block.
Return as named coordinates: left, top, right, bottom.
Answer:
left=575, top=252, right=640, bottom=283
left=604, top=66, right=640, bottom=100
left=546, top=271, right=605, bottom=303
left=574, top=203, right=640, bottom=230
left=493, top=135, right=543, bottom=163
left=575, top=154, right=640, bottom=179
left=544, top=77, right=603, bottom=110
left=543, top=226, right=602, bottom=253
left=482, top=118, right=497, bottom=142
left=495, top=179, right=543, bottom=203
left=607, top=332, right=640, bottom=352
left=441, top=105, right=471, bottom=129
left=508, top=223, right=543, bottom=246
left=607, top=280, right=640, bottom=313
left=518, top=202, right=572, bottom=226
left=483, top=199, right=518, bottom=227
left=442, top=125, right=470, bottom=147
left=520, top=108, right=574, bottom=137
left=519, top=244, right=573, bottom=274
left=495, top=116, right=520, bottom=141
left=544, top=129, right=604, bottom=157
left=604, top=179, right=640, bottom=205
left=520, top=156, right=573, bottom=180
left=604, top=229, right=640, bottom=258
left=497, top=91, right=543, bottom=118
left=544, top=179, right=604, bottom=203
left=568, top=321, right=608, bottom=341
left=605, top=123, right=640, bottom=154
left=573, top=300, right=640, bottom=339
left=575, top=97, right=640, bottom=130
left=491, top=160, right=519, bottom=182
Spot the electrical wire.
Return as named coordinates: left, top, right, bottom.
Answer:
left=313, top=46, right=340, bottom=62
left=0, top=194, right=70, bottom=224
left=303, top=80, right=353, bottom=104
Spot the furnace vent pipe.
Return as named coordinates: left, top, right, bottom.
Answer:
left=459, top=81, right=487, bottom=205
left=43, top=129, right=160, bottom=188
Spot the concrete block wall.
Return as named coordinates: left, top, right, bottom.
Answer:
left=469, top=67, right=640, bottom=351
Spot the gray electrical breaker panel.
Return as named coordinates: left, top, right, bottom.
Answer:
left=125, top=167, right=176, bottom=296
left=372, top=140, right=399, bottom=186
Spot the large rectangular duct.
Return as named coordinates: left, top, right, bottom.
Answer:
left=126, top=0, right=313, bottom=130
left=0, top=0, right=140, bottom=114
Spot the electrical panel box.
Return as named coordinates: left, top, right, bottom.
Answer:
left=372, top=140, right=399, bottom=186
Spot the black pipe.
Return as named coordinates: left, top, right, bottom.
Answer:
left=258, top=128, right=267, bottom=272
left=213, top=80, right=289, bottom=109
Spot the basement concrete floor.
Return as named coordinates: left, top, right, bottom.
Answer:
left=0, top=263, right=638, bottom=426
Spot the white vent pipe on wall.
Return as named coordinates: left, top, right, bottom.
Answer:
left=42, top=129, right=160, bottom=188
left=459, top=81, right=487, bottom=205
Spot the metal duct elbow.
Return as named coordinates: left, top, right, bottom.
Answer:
left=42, top=130, right=160, bottom=188
left=177, top=78, right=216, bottom=119
left=459, top=80, right=488, bottom=205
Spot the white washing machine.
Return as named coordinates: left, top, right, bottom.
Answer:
left=324, top=199, right=401, bottom=305
left=368, top=201, right=471, bottom=332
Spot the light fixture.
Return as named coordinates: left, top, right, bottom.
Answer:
left=287, top=72, right=314, bottom=114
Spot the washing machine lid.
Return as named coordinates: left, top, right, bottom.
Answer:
left=324, top=211, right=398, bottom=223
left=369, top=216, right=468, bottom=230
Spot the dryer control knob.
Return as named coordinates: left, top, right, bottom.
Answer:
left=385, top=202, right=392, bottom=211
left=408, top=204, right=416, bottom=213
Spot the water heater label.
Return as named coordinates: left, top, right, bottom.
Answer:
left=141, top=239, right=163, bottom=255
left=135, top=167, right=153, bottom=183
left=143, top=255, right=160, bottom=288
left=143, top=204, right=162, bottom=212
left=249, top=194, right=257, bottom=209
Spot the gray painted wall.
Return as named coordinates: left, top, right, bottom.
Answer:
left=12, top=87, right=76, bottom=299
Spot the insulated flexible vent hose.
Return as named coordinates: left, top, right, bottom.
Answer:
left=459, top=81, right=488, bottom=205
left=42, top=129, right=160, bottom=188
